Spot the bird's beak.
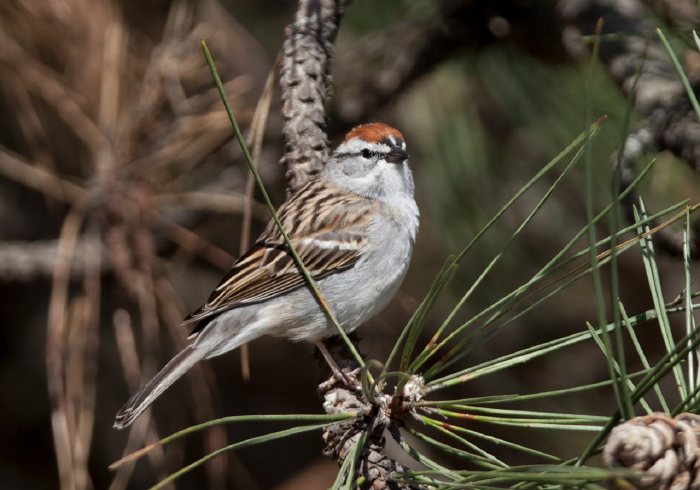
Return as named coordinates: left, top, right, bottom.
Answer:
left=386, top=146, right=409, bottom=164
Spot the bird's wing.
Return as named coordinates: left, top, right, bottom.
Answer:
left=182, top=180, right=372, bottom=326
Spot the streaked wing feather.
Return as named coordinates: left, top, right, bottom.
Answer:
left=182, top=180, right=371, bottom=325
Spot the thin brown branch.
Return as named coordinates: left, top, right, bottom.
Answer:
left=0, top=239, right=110, bottom=281
left=241, top=54, right=280, bottom=251
left=133, top=218, right=163, bottom=395
left=151, top=191, right=269, bottom=220
left=64, top=297, right=91, bottom=490
left=73, top=222, right=102, bottom=490
left=0, top=27, right=111, bottom=158
left=155, top=276, right=232, bottom=489
left=111, top=309, right=173, bottom=490
left=4, top=70, right=55, bottom=172
left=0, top=148, right=87, bottom=204
left=155, top=275, right=230, bottom=490
left=151, top=210, right=235, bottom=270
left=238, top=54, right=281, bottom=380
left=113, top=310, right=144, bottom=405
left=47, top=206, right=87, bottom=490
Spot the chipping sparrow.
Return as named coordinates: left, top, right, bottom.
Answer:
left=114, top=123, right=419, bottom=429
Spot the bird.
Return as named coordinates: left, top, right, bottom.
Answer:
left=114, top=123, right=419, bottom=429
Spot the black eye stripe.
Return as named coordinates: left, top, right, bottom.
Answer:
left=336, top=140, right=406, bottom=160
left=381, top=136, right=405, bottom=148
left=339, top=151, right=382, bottom=160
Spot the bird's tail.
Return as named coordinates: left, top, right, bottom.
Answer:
left=114, top=345, right=205, bottom=429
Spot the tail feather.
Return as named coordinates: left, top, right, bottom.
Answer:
left=114, top=346, right=205, bottom=429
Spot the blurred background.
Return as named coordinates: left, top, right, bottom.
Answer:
left=1, top=0, right=699, bottom=488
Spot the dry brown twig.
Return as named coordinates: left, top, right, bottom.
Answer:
left=111, top=309, right=171, bottom=490
left=46, top=206, right=87, bottom=490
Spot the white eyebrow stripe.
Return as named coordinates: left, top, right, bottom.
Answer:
left=385, top=135, right=406, bottom=150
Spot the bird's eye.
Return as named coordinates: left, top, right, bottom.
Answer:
left=361, top=149, right=372, bottom=159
